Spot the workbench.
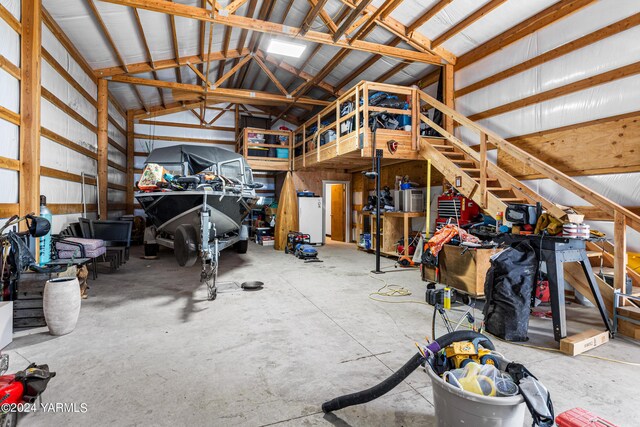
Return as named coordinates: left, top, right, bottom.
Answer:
left=357, top=211, right=425, bottom=257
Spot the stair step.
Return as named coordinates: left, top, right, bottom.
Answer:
left=461, top=168, right=480, bottom=172
left=453, top=160, right=476, bottom=165
left=431, top=144, right=455, bottom=151
left=487, top=187, right=512, bottom=192
left=443, top=152, right=465, bottom=158
left=499, top=198, right=527, bottom=202
left=617, top=305, right=640, bottom=321
left=587, top=251, right=603, bottom=258
left=473, top=177, right=499, bottom=182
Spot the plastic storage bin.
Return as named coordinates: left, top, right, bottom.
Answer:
left=275, top=148, right=289, bottom=159
left=427, top=367, right=526, bottom=427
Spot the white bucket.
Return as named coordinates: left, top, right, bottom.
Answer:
left=427, top=367, right=526, bottom=427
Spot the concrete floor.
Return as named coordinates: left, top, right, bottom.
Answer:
left=6, top=240, right=640, bottom=426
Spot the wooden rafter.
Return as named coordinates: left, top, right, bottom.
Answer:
left=432, top=0, right=507, bottom=48
left=87, top=0, right=150, bottom=110
left=131, top=7, right=165, bottom=107
left=168, top=1, right=182, bottom=83
left=207, top=103, right=232, bottom=126
left=226, top=0, right=258, bottom=88
left=407, top=0, right=451, bottom=34
left=307, top=0, right=338, bottom=34
left=234, top=0, right=275, bottom=89
left=98, top=0, right=442, bottom=65
left=95, top=49, right=248, bottom=77
left=87, top=1, right=129, bottom=73
left=274, top=49, right=350, bottom=122
left=216, top=24, right=232, bottom=82
left=226, top=0, right=249, bottom=14
left=350, top=0, right=403, bottom=42
left=110, top=74, right=330, bottom=106
left=301, top=0, right=329, bottom=36
left=456, top=0, right=597, bottom=70
left=333, top=0, right=372, bottom=42
left=258, top=50, right=340, bottom=96
left=253, top=54, right=288, bottom=95
left=200, top=8, right=216, bottom=124
left=259, top=0, right=296, bottom=92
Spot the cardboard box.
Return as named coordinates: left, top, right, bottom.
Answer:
left=560, top=329, right=609, bottom=356
left=438, top=244, right=503, bottom=297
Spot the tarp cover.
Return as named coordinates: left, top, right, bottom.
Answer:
left=483, top=241, right=537, bottom=342
left=144, top=144, right=244, bottom=174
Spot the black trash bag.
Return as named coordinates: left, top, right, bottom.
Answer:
left=483, top=240, right=537, bottom=341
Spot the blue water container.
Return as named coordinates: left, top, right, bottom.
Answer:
left=39, top=195, right=52, bottom=265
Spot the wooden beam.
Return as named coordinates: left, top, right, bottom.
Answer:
left=42, top=127, right=97, bottom=160
left=258, top=50, right=340, bottom=95
left=253, top=54, right=288, bottom=95
left=136, top=119, right=234, bottom=132
left=468, top=61, right=640, bottom=121
left=571, top=206, right=640, bottom=221
left=226, top=0, right=257, bottom=89
left=613, top=211, right=627, bottom=292
left=95, top=49, right=247, bottom=77
left=432, top=0, right=507, bottom=48
left=134, top=133, right=235, bottom=145
left=351, top=0, right=403, bottom=42
left=42, top=8, right=96, bottom=82
left=41, top=87, right=97, bottom=133
left=456, top=11, right=640, bottom=97
left=307, top=0, right=338, bottom=34
left=333, top=0, right=372, bottom=42
left=456, top=0, right=597, bottom=70
left=0, top=156, right=20, bottom=171
left=0, top=106, right=19, bottom=126
left=99, top=0, right=442, bottom=65
left=0, top=54, right=20, bottom=80
left=212, top=54, right=252, bottom=88
left=168, top=4, right=182, bottom=83
left=19, top=0, right=41, bottom=221
left=0, top=4, right=21, bottom=34
left=126, top=111, right=134, bottom=214
left=110, top=74, right=330, bottom=106
left=97, top=80, right=109, bottom=219
left=407, top=0, right=452, bottom=34
left=300, top=0, right=329, bottom=37
left=225, top=0, right=249, bottom=14
left=444, top=63, right=454, bottom=133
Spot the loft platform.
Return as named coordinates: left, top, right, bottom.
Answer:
left=293, top=81, right=424, bottom=171
left=237, top=127, right=292, bottom=172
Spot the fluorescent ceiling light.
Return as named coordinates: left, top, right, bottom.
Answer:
left=266, top=39, right=306, bottom=58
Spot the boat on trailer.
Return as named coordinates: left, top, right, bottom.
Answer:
left=135, top=145, right=261, bottom=300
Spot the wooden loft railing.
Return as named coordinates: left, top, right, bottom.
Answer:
left=237, top=127, right=293, bottom=172
left=293, top=81, right=421, bottom=170
left=417, top=90, right=640, bottom=297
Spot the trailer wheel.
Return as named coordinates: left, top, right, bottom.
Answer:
left=235, top=239, right=248, bottom=254
left=175, top=225, right=198, bottom=267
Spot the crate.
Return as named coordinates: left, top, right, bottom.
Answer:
left=13, top=273, right=49, bottom=329
left=275, top=148, right=289, bottom=159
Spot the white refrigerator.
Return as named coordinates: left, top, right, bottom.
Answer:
left=298, top=196, right=324, bottom=244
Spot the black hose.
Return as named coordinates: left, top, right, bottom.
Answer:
left=321, top=330, right=494, bottom=413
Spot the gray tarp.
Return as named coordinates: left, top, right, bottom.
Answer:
left=145, top=145, right=244, bottom=174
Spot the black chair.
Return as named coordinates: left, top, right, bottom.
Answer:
left=89, top=220, right=132, bottom=268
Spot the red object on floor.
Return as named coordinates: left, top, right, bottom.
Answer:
left=536, top=280, right=551, bottom=303
left=556, top=408, right=619, bottom=427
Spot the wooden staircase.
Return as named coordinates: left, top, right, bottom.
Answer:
left=416, top=90, right=640, bottom=339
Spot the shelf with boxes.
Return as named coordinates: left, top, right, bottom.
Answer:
left=237, top=127, right=293, bottom=172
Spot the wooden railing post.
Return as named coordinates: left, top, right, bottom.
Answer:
left=614, top=211, right=627, bottom=292
left=362, top=82, right=369, bottom=150
left=411, top=88, right=418, bottom=150
left=302, top=124, right=306, bottom=168
left=479, top=132, right=488, bottom=209
left=336, top=97, right=341, bottom=155
left=355, top=84, right=360, bottom=150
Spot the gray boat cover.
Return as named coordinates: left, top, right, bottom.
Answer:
left=145, top=144, right=244, bottom=174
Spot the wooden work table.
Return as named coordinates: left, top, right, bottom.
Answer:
left=357, top=211, right=425, bottom=257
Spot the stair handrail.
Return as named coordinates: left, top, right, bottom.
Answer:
left=418, top=90, right=640, bottom=233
